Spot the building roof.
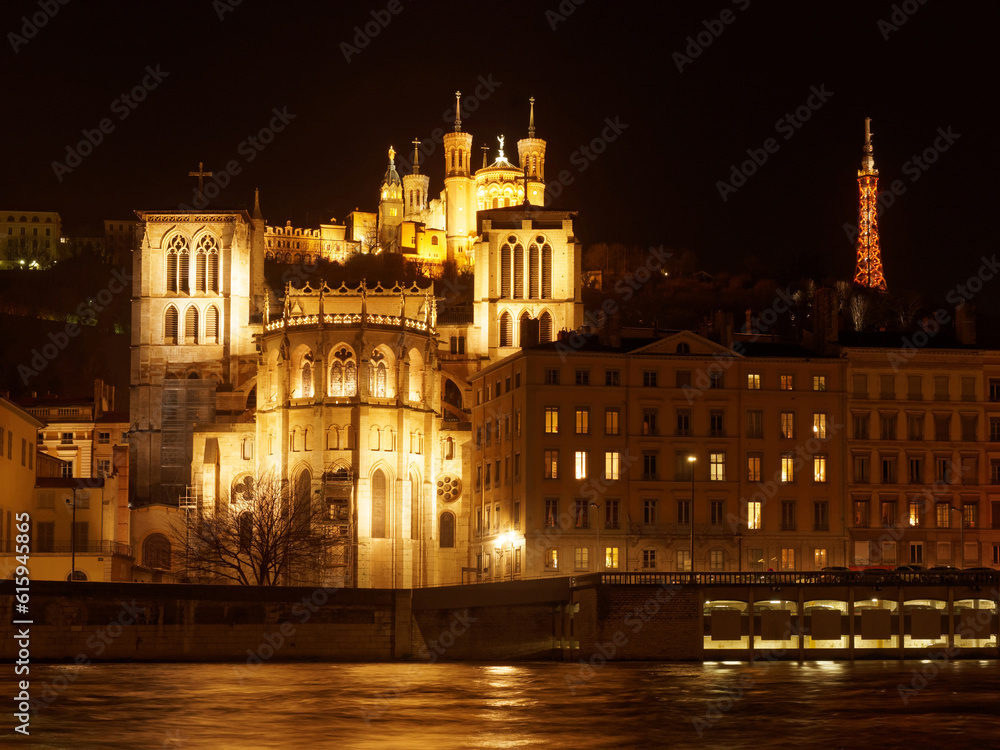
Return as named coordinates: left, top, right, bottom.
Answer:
left=0, top=396, right=45, bottom=428
left=836, top=330, right=977, bottom=350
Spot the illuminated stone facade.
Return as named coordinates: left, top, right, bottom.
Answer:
left=125, top=95, right=585, bottom=586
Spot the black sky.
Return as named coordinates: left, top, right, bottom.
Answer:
left=3, top=0, right=996, bottom=306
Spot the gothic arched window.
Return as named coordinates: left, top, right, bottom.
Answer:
left=345, top=361, right=358, bottom=396
left=200, top=234, right=219, bottom=292
left=541, top=244, right=552, bottom=298
left=513, top=244, right=524, bottom=298
left=185, top=306, right=198, bottom=343
left=501, top=244, right=512, bottom=298
left=440, top=513, right=455, bottom=548
left=329, top=362, right=343, bottom=397
left=143, top=533, right=171, bottom=570
left=164, top=306, right=178, bottom=344
left=529, top=245, right=540, bottom=298
left=301, top=359, right=313, bottom=398
left=540, top=311, right=553, bottom=344
left=205, top=305, right=219, bottom=344
left=375, top=362, right=387, bottom=397
left=165, top=234, right=188, bottom=293
left=500, top=312, right=513, bottom=347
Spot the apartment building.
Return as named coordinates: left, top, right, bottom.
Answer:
left=469, top=331, right=849, bottom=579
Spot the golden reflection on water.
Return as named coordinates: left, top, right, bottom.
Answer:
left=8, top=661, right=1000, bottom=750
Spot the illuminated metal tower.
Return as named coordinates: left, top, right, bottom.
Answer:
left=853, top=117, right=887, bottom=291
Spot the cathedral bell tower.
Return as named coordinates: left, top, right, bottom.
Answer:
left=378, top=146, right=404, bottom=252
left=443, top=91, right=475, bottom=259
left=402, top=137, right=430, bottom=222
left=516, top=97, right=547, bottom=207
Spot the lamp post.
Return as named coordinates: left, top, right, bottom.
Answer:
left=64, top=488, right=88, bottom=582
left=68, top=492, right=76, bottom=581
left=687, top=455, right=697, bottom=575
left=495, top=532, right=514, bottom=581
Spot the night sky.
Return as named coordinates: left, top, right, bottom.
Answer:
left=3, top=0, right=996, bottom=305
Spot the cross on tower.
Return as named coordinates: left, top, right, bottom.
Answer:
left=411, top=137, right=421, bottom=173
left=188, top=161, right=213, bottom=196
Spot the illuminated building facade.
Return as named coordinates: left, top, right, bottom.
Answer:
left=469, top=333, right=850, bottom=580
left=125, top=94, right=582, bottom=586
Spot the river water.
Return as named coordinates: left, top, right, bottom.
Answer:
left=9, top=660, right=1000, bottom=749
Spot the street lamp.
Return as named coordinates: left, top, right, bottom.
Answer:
left=64, top=488, right=89, bottom=582
left=495, top=531, right=514, bottom=581
left=687, top=455, right=697, bottom=575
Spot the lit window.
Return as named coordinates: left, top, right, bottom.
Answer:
left=709, top=452, right=725, bottom=481
left=605, top=451, right=621, bottom=480
left=747, top=373, right=761, bottom=390
left=747, top=501, right=761, bottom=530
left=780, top=548, right=795, bottom=570
left=780, top=411, right=794, bottom=439
left=605, top=547, right=619, bottom=569
left=545, top=548, right=558, bottom=569
left=544, top=406, right=558, bottom=434
left=813, top=375, right=826, bottom=391
left=709, top=549, right=725, bottom=571
left=574, top=451, right=588, bottom=479
left=780, top=375, right=794, bottom=391
left=747, top=454, right=762, bottom=482
left=781, top=453, right=794, bottom=482
left=814, top=455, right=827, bottom=483
left=813, top=413, right=827, bottom=439
left=675, top=550, right=689, bottom=572
left=575, top=408, right=590, bottom=435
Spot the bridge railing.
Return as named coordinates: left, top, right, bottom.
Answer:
left=571, top=570, right=1000, bottom=588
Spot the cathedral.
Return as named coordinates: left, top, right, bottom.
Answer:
left=128, top=95, right=584, bottom=587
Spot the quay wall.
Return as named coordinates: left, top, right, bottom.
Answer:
left=3, top=577, right=998, bottom=662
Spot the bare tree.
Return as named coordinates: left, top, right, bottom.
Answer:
left=849, top=293, right=869, bottom=331
left=178, top=470, right=329, bottom=585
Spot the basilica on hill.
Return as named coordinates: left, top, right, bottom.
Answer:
left=128, top=94, right=584, bottom=588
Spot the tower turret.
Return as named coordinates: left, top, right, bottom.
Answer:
left=443, top=91, right=476, bottom=258
left=378, top=146, right=404, bottom=252
left=516, top=97, right=547, bottom=206
left=402, top=137, right=430, bottom=221
left=852, top=117, right=887, bottom=291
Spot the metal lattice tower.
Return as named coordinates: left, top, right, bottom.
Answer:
left=853, top=117, right=887, bottom=291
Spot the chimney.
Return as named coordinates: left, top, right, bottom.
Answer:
left=955, top=304, right=976, bottom=346
left=712, top=310, right=734, bottom=348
